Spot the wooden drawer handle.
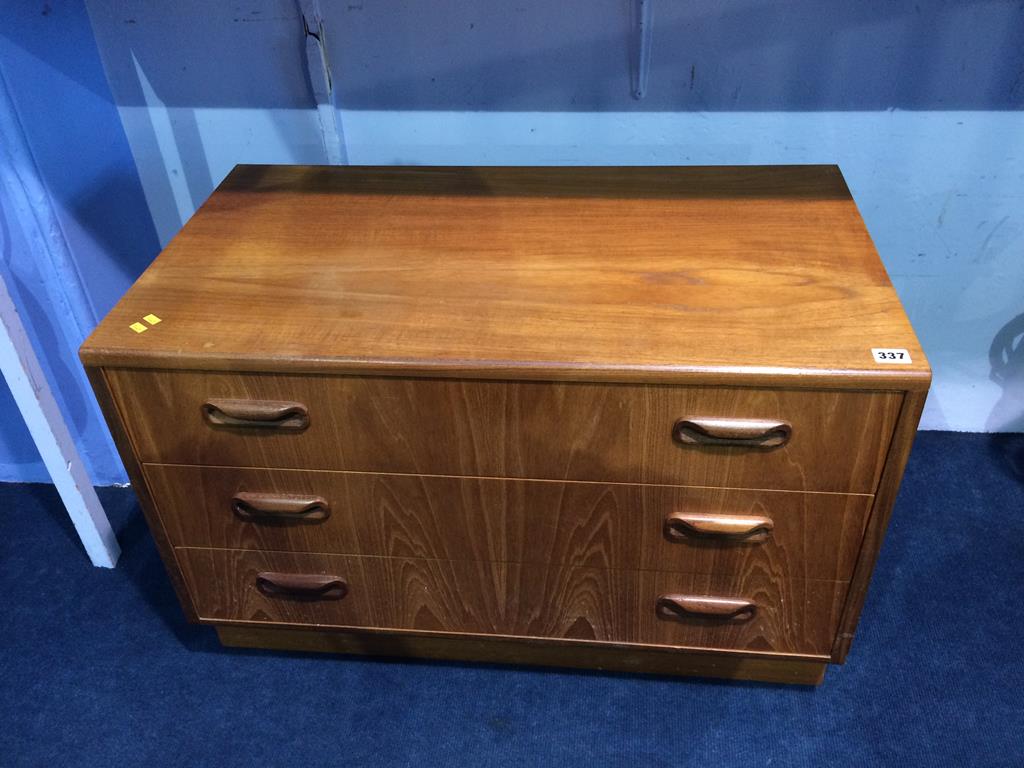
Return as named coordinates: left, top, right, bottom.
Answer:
left=256, top=572, right=347, bottom=601
left=655, top=594, right=756, bottom=622
left=232, top=492, right=330, bottom=523
left=672, top=417, right=791, bottom=448
left=664, top=512, right=774, bottom=543
left=202, top=398, right=309, bottom=430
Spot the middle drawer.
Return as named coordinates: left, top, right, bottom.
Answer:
left=146, top=465, right=871, bottom=581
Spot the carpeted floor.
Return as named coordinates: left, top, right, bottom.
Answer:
left=1, top=431, right=1022, bottom=767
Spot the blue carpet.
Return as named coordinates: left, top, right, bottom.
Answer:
left=1, top=431, right=1022, bottom=767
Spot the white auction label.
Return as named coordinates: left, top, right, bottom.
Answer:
left=871, top=348, right=912, bottom=364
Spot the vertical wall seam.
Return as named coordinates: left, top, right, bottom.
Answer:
left=297, top=0, right=347, bottom=164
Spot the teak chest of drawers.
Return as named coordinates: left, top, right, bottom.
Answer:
left=81, top=165, right=930, bottom=685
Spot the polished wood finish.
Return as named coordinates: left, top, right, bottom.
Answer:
left=672, top=417, right=791, bottom=448
left=83, top=367, right=198, bottom=621
left=215, top=626, right=829, bottom=685
left=638, top=570, right=844, bottom=655
left=202, top=398, right=309, bottom=430
left=255, top=572, right=348, bottom=600
left=178, top=547, right=846, bottom=655
left=111, top=370, right=900, bottom=493
left=231, top=492, right=330, bottom=523
left=82, top=165, right=930, bottom=683
left=663, top=511, right=775, bottom=542
left=832, top=390, right=928, bottom=661
left=80, top=165, right=928, bottom=391
left=655, top=594, right=757, bottom=621
left=145, top=465, right=871, bottom=581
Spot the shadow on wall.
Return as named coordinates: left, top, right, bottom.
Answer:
left=987, top=311, right=1024, bottom=481
left=80, top=0, right=1024, bottom=243
left=0, top=176, right=115, bottom=482
left=1, top=2, right=162, bottom=317
left=0, top=0, right=162, bottom=483
left=71, top=0, right=1024, bottom=439
left=988, top=313, right=1024, bottom=433
left=83, top=0, right=1024, bottom=112
left=70, top=169, right=174, bottom=291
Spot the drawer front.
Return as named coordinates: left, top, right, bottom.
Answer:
left=177, top=548, right=847, bottom=655
left=151, top=466, right=870, bottom=581
left=112, top=370, right=899, bottom=493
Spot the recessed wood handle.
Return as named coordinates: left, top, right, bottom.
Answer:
left=656, top=594, right=756, bottom=622
left=202, top=398, right=309, bottom=430
left=232, top=492, right=330, bottom=523
left=664, top=512, right=774, bottom=543
left=672, top=417, right=791, bottom=448
left=255, top=572, right=347, bottom=600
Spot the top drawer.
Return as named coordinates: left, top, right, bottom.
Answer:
left=107, top=369, right=900, bottom=493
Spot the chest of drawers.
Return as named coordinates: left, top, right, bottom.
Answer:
left=81, top=165, right=929, bottom=684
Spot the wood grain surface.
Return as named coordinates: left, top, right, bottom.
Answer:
left=148, top=465, right=871, bottom=581
left=216, top=626, right=829, bottom=684
left=80, top=164, right=931, bottom=681
left=111, top=369, right=900, bottom=493
left=83, top=367, right=199, bottom=621
left=832, top=389, right=927, bottom=662
left=80, top=165, right=929, bottom=390
left=177, top=547, right=848, bottom=655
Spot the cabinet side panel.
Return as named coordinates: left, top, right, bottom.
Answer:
left=84, top=365, right=199, bottom=622
left=831, top=389, right=927, bottom=662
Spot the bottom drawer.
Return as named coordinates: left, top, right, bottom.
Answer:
left=178, top=548, right=848, bottom=656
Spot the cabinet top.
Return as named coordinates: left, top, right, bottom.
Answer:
left=82, top=165, right=929, bottom=389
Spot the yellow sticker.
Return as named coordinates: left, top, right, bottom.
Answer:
left=129, top=322, right=148, bottom=334
left=143, top=314, right=162, bottom=325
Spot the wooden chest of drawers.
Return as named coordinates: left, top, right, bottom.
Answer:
left=81, top=165, right=929, bottom=684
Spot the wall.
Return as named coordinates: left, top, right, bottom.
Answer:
left=0, top=0, right=160, bottom=483
left=1, top=1, right=1021, bottom=488
left=83, top=0, right=1024, bottom=433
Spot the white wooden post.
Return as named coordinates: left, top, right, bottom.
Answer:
left=0, top=274, right=120, bottom=568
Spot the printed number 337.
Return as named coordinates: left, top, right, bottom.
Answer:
left=871, top=348, right=912, bottom=364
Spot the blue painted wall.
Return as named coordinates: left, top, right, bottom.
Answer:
left=0, top=0, right=160, bottom=484
left=2, top=0, right=1023, bottom=487
left=85, top=0, right=1024, bottom=434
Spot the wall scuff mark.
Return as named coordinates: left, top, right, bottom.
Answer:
left=630, top=0, right=654, bottom=99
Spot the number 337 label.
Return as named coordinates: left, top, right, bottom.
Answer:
left=871, top=348, right=912, bottom=364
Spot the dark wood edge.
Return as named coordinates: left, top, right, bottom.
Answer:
left=830, top=389, right=928, bottom=662
left=176, top=546, right=852, bottom=601
left=201, top=613, right=829, bottom=662
left=84, top=365, right=200, bottom=622
left=149, top=461, right=873, bottom=497
left=216, top=625, right=828, bottom=685
left=222, top=163, right=847, bottom=180
left=77, top=351, right=932, bottom=391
